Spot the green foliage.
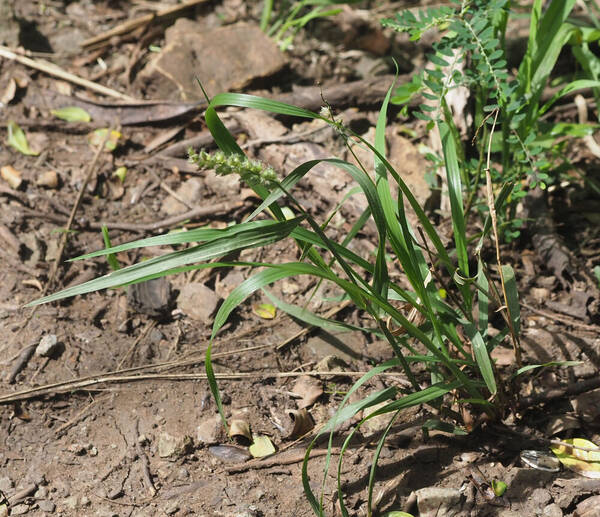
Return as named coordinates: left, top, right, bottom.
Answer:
left=28, top=85, right=522, bottom=515
left=260, top=0, right=361, bottom=50
left=383, top=0, right=600, bottom=241
left=27, top=2, right=600, bottom=514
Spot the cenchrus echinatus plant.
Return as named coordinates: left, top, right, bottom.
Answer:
left=28, top=0, right=600, bottom=514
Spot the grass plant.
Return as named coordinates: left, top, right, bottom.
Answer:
left=27, top=0, right=600, bottom=515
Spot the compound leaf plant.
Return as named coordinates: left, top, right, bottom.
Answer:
left=27, top=0, right=600, bottom=514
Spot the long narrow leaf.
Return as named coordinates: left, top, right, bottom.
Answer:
left=26, top=218, right=303, bottom=306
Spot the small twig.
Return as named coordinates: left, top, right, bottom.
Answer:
left=517, top=375, right=600, bottom=409
left=484, top=109, right=522, bottom=367
left=18, top=200, right=246, bottom=232
left=0, top=45, right=136, bottom=101
left=135, top=419, right=157, bottom=497
left=521, top=302, right=600, bottom=332
left=0, top=370, right=409, bottom=405
left=46, top=129, right=111, bottom=295
left=6, top=343, right=37, bottom=384
left=7, top=483, right=37, bottom=505
left=82, top=0, right=209, bottom=48
left=55, top=399, right=98, bottom=437
left=117, top=321, right=157, bottom=370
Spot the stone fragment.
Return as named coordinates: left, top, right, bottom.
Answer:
left=36, top=334, right=58, bottom=357
left=37, top=500, right=56, bottom=513
left=9, top=504, right=28, bottom=515
left=415, top=487, right=462, bottom=517
left=196, top=415, right=224, bottom=445
left=0, top=477, right=13, bottom=492
left=127, top=277, right=172, bottom=319
left=37, top=171, right=59, bottom=189
left=137, top=20, right=287, bottom=100
left=177, top=283, right=220, bottom=324
left=158, top=432, right=193, bottom=459
left=543, top=503, right=563, bottom=517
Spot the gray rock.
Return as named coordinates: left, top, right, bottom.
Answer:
left=36, top=334, right=58, bottom=357
left=10, top=504, right=29, bottom=515
left=137, top=20, right=287, bottom=101
left=196, top=415, right=223, bottom=445
left=177, top=283, right=220, bottom=324
left=415, top=487, right=463, bottom=517
left=0, top=476, right=13, bottom=492
left=63, top=495, right=78, bottom=510
left=543, top=503, right=563, bottom=517
left=127, top=277, right=172, bottom=319
left=37, top=500, right=55, bottom=513
left=158, top=432, right=193, bottom=459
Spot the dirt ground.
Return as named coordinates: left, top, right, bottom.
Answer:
left=1, top=1, right=600, bottom=516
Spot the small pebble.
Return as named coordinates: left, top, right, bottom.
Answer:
left=0, top=477, right=13, bottom=492
left=37, top=500, right=55, bottom=513
left=36, top=334, right=58, bottom=357
left=9, top=504, right=29, bottom=515
left=543, top=503, right=563, bottom=517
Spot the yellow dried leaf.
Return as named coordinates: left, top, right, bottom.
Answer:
left=252, top=303, right=276, bottom=319
left=249, top=435, right=276, bottom=458
left=550, top=438, right=600, bottom=478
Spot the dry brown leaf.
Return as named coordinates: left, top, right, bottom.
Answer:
left=291, top=375, right=323, bottom=409
left=287, top=409, right=314, bottom=440
left=1, top=165, right=22, bottom=189
left=229, top=418, right=252, bottom=444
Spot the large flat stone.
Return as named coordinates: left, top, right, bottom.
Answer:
left=138, top=20, right=287, bottom=100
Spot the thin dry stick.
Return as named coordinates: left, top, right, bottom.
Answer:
left=0, top=370, right=410, bottom=405
left=54, top=399, right=98, bottom=437
left=0, top=45, right=136, bottom=101
left=17, top=131, right=110, bottom=337
left=45, top=129, right=111, bottom=294
left=18, top=201, right=247, bottom=232
left=484, top=110, right=522, bottom=367
left=116, top=320, right=157, bottom=370
left=82, top=0, right=209, bottom=48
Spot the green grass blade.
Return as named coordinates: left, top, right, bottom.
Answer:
left=210, top=92, right=320, bottom=119
left=464, top=323, right=497, bottom=395
left=101, top=225, right=120, bottom=271
left=26, top=218, right=303, bottom=307
left=477, top=258, right=489, bottom=333
left=439, top=121, right=468, bottom=276
left=501, top=264, right=520, bottom=334
left=73, top=220, right=289, bottom=260
left=262, top=288, right=378, bottom=334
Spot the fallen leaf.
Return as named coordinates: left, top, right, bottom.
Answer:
left=551, top=438, right=600, bottom=478
left=381, top=513, right=414, bottom=517
left=228, top=419, right=252, bottom=443
left=492, top=480, right=507, bottom=497
left=51, top=106, right=92, bottom=122
left=252, top=302, right=276, bottom=319
left=37, top=170, right=59, bottom=189
left=0, top=77, right=16, bottom=105
left=1, top=165, right=22, bottom=189
left=291, top=376, right=323, bottom=409
left=89, top=128, right=121, bottom=152
left=6, top=120, right=39, bottom=156
left=249, top=435, right=276, bottom=458
left=287, top=408, right=314, bottom=440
